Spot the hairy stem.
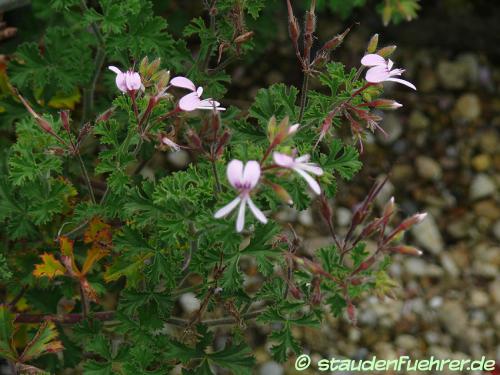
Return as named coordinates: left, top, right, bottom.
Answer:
left=298, top=72, right=310, bottom=122
left=76, top=152, right=96, bottom=204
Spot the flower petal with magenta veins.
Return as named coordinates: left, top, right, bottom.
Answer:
left=227, top=160, right=244, bottom=188
left=242, top=161, right=261, bottom=188
left=365, top=66, right=390, bottom=83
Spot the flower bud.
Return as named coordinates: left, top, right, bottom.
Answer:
left=215, top=130, right=231, bottom=158
left=377, top=45, right=397, bottom=58
left=269, top=182, right=293, bottom=206
left=382, top=196, right=396, bottom=222
left=286, top=0, right=300, bottom=44
left=187, top=129, right=203, bottom=150
left=321, top=27, right=350, bottom=51
left=388, top=245, right=423, bottom=256
left=305, top=11, right=316, bottom=36
left=234, top=31, right=254, bottom=44
left=366, top=33, right=379, bottom=53
left=363, top=99, right=403, bottom=110
left=96, top=107, right=115, bottom=123
left=310, top=277, right=322, bottom=305
left=59, top=110, right=70, bottom=132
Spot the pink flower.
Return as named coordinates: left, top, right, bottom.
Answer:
left=108, top=66, right=142, bottom=93
left=170, top=76, right=225, bottom=112
left=214, top=160, right=267, bottom=232
left=361, top=54, right=416, bottom=90
left=273, top=152, right=324, bottom=195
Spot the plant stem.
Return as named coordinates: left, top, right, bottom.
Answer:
left=14, top=308, right=267, bottom=328
left=210, top=158, right=222, bottom=196
left=76, top=152, right=96, bottom=204
left=79, top=284, right=89, bottom=319
left=82, top=48, right=106, bottom=124
left=298, top=72, right=310, bottom=122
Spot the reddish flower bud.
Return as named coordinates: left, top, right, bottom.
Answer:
left=96, top=107, right=115, bottom=123
left=388, top=245, right=423, bottom=256
left=234, top=31, right=254, bottom=44
left=321, top=27, right=351, bottom=52
left=60, top=110, right=70, bottom=133
left=215, top=130, right=231, bottom=159
left=187, top=129, right=203, bottom=150
left=268, top=181, right=293, bottom=206
left=310, top=277, right=322, bottom=305
left=286, top=0, right=300, bottom=44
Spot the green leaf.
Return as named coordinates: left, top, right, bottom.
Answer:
left=248, top=84, right=299, bottom=128
left=0, top=305, right=17, bottom=361
left=321, top=139, right=362, bottom=180
left=19, top=320, right=64, bottom=362
left=208, top=343, right=254, bottom=375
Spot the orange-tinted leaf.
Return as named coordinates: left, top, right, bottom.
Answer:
left=19, top=321, right=63, bottom=362
left=81, top=246, right=110, bottom=276
left=59, top=236, right=81, bottom=277
left=33, top=253, right=65, bottom=279
left=84, top=217, right=111, bottom=244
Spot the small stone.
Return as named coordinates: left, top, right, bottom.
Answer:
left=404, top=258, right=443, bottom=277
left=440, top=253, right=460, bottom=278
left=259, top=361, right=283, bottom=375
left=474, top=200, right=500, bottom=220
left=469, top=174, right=496, bottom=200
left=411, top=213, right=444, bottom=254
left=395, top=334, right=419, bottom=351
left=493, top=220, right=500, bottom=242
left=469, top=289, right=489, bottom=308
left=298, top=209, right=314, bottom=227
left=489, top=279, right=500, bottom=304
left=179, top=293, right=201, bottom=314
left=378, top=113, right=403, bottom=144
left=479, top=130, right=498, bottom=153
left=453, top=93, right=481, bottom=121
left=335, top=207, right=352, bottom=227
left=409, top=110, right=430, bottom=129
left=415, top=156, right=443, bottom=180
left=439, top=301, right=468, bottom=337
left=437, top=60, right=467, bottom=89
left=167, top=150, right=190, bottom=169
left=471, top=154, right=492, bottom=171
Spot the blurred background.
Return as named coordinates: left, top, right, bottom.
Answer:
left=1, top=0, right=499, bottom=374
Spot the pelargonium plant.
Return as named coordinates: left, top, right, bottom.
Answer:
left=0, top=0, right=425, bottom=373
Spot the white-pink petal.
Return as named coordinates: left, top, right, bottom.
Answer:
left=214, top=196, right=241, bottom=218
left=385, top=77, right=417, bottom=90
left=170, top=76, right=196, bottom=91
left=247, top=197, right=267, bottom=224
left=273, top=152, right=295, bottom=168
left=179, top=92, right=202, bottom=111
left=294, top=167, right=321, bottom=195
left=299, top=163, right=324, bottom=176
left=236, top=198, right=247, bottom=232
left=365, top=66, right=390, bottom=83
left=108, top=66, right=122, bottom=75
left=227, top=160, right=244, bottom=189
left=361, top=54, right=386, bottom=67
left=242, top=161, right=261, bottom=188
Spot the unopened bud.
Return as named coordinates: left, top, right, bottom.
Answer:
left=154, top=70, right=171, bottom=91
left=322, top=27, right=350, bottom=51
left=364, top=99, right=403, bottom=110
left=96, top=107, right=115, bottom=123
left=187, top=129, right=203, bottom=150
left=377, top=45, right=397, bottom=58
left=60, top=110, right=70, bottom=132
left=382, top=196, right=396, bottom=221
left=139, top=56, right=149, bottom=76
left=289, top=281, right=302, bottom=299
left=350, top=277, right=364, bottom=286
left=147, top=58, right=161, bottom=76
left=286, top=0, right=300, bottom=43
left=288, top=123, right=300, bottom=135
left=267, top=116, right=277, bottom=141
left=310, top=277, right=322, bottom=305
left=211, top=112, right=220, bottom=134
left=367, top=33, right=379, bottom=53
left=305, top=11, right=316, bottom=35
left=215, top=130, right=231, bottom=158
left=269, top=182, right=293, bottom=206
left=388, top=245, right=423, bottom=256
left=234, top=31, right=254, bottom=44
left=400, top=212, right=427, bottom=231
